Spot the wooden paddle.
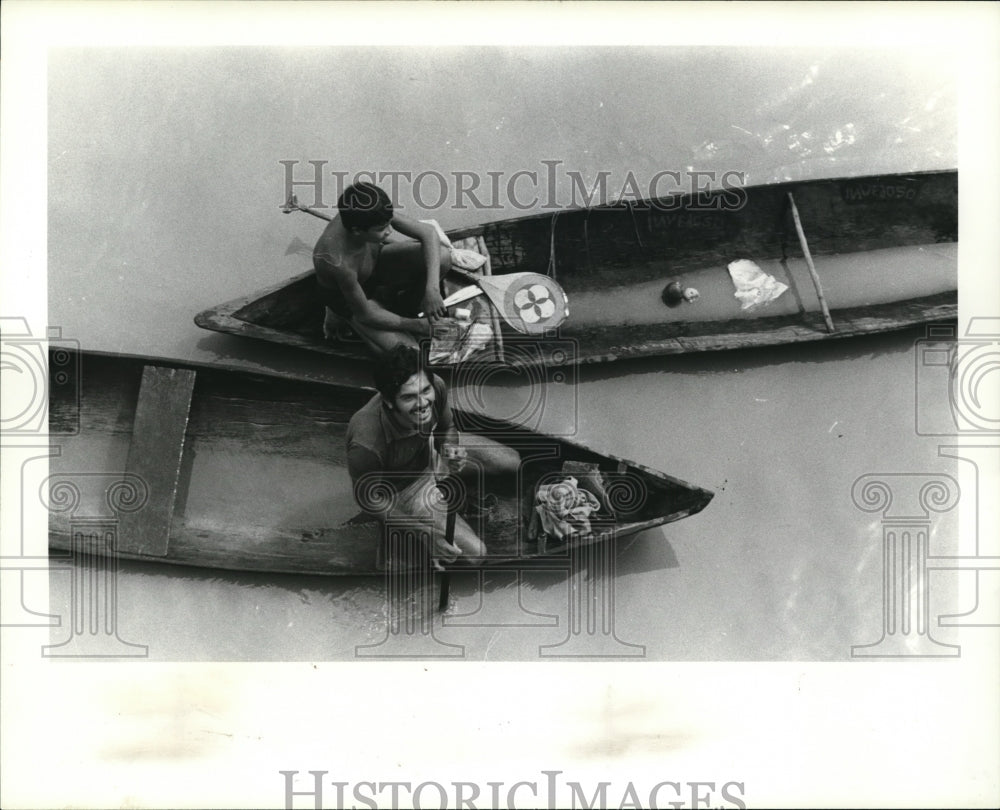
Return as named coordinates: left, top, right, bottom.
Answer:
left=449, top=268, right=569, bottom=335
left=282, top=194, right=334, bottom=222
left=436, top=471, right=460, bottom=611
left=282, top=195, right=570, bottom=334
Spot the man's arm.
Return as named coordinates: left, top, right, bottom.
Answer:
left=330, top=263, right=431, bottom=336
left=390, top=214, right=447, bottom=318
left=347, top=444, right=393, bottom=520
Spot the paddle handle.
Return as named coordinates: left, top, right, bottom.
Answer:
left=282, top=194, right=334, bottom=222
left=437, top=472, right=460, bottom=611
left=787, top=193, right=835, bottom=333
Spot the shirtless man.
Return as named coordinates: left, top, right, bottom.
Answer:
left=346, top=345, right=521, bottom=566
left=314, top=181, right=454, bottom=354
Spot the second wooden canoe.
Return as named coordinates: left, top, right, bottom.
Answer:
left=194, top=170, right=957, bottom=368
left=47, top=350, right=714, bottom=576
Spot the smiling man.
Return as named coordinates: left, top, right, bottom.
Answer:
left=314, top=181, right=455, bottom=354
left=345, top=345, right=520, bottom=566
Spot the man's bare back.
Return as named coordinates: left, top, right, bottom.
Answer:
left=313, top=218, right=380, bottom=293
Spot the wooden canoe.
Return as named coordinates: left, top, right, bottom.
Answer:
left=194, top=170, right=957, bottom=368
left=47, top=350, right=713, bottom=576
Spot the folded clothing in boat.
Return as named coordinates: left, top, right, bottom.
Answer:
left=727, top=258, right=788, bottom=311
left=531, top=475, right=603, bottom=540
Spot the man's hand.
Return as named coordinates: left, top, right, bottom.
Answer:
left=432, top=534, right=461, bottom=565
left=408, top=315, right=458, bottom=337
left=425, top=316, right=461, bottom=339
left=442, top=444, right=468, bottom=475
left=421, top=289, right=448, bottom=319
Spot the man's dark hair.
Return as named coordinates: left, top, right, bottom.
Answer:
left=372, top=344, right=430, bottom=402
left=338, top=182, right=393, bottom=231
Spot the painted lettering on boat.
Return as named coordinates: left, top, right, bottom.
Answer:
left=650, top=210, right=730, bottom=231
left=841, top=182, right=921, bottom=203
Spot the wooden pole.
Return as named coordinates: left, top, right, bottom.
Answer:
left=437, top=516, right=456, bottom=611
left=787, top=192, right=835, bottom=333
left=437, top=474, right=458, bottom=611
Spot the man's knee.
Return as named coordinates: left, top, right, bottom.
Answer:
left=451, top=522, right=486, bottom=561
left=463, top=440, right=520, bottom=478
left=494, top=445, right=521, bottom=476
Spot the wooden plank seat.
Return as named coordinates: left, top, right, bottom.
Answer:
left=117, top=365, right=196, bottom=556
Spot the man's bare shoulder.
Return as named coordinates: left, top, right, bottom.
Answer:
left=313, top=221, right=343, bottom=260
left=313, top=222, right=359, bottom=280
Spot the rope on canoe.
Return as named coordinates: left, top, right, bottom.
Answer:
left=627, top=200, right=644, bottom=249
left=547, top=211, right=560, bottom=281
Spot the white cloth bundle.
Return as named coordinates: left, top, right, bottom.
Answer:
left=727, top=259, right=788, bottom=310
left=420, top=219, right=488, bottom=271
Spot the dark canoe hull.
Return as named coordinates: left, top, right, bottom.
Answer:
left=47, top=350, right=713, bottom=576
left=195, top=170, right=957, bottom=368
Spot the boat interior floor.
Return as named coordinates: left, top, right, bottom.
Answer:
left=561, top=242, right=957, bottom=329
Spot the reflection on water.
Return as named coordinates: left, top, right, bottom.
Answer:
left=46, top=47, right=960, bottom=661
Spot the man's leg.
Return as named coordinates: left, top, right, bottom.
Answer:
left=349, top=315, right=419, bottom=355
left=323, top=307, right=358, bottom=341
left=391, top=474, right=486, bottom=564
left=325, top=304, right=418, bottom=354
left=370, top=242, right=452, bottom=315
left=450, top=514, right=487, bottom=561
left=458, top=434, right=521, bottom=479
left=338, top=242, right=452, bottom=356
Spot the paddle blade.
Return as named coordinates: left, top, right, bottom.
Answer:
left=479, top=273, right=569, bottom=335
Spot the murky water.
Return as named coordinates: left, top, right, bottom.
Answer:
left=46, top=46, right=962, bottom=660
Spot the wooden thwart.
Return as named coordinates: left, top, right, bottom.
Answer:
left=477, top=234, right=506, bottom=363
left=118, top=366, right=196, bottom=556
left=787, top=192, right=836, bottom=333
